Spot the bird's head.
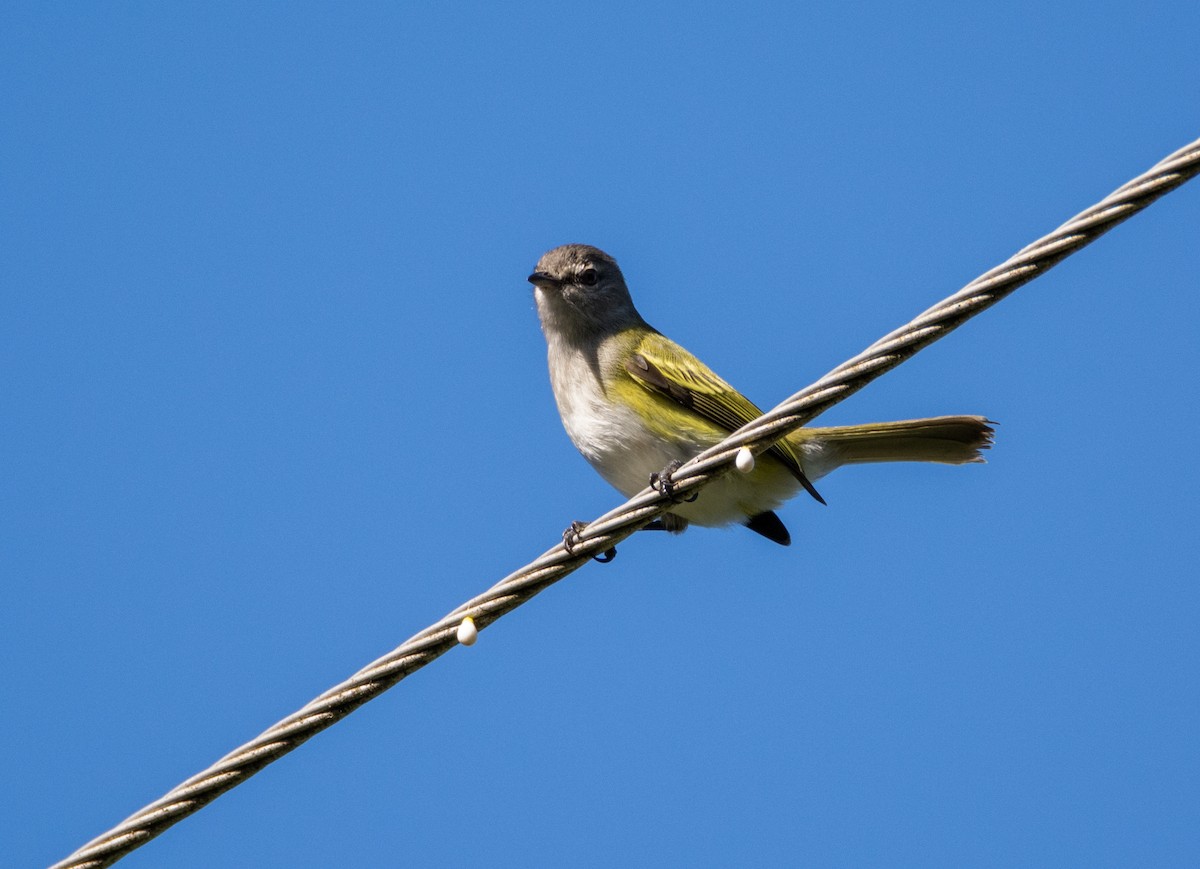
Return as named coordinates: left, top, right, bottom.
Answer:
left=528, top=244, right=644, bottom=341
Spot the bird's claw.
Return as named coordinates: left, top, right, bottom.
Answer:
left=562, top=521, right=617, bottom=563
left=649, top=461, right=698, bottom=503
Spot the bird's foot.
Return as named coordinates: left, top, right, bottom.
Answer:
left=649, top=461, right=698, bottom=503
left=562, top=521, right=617, bottom=563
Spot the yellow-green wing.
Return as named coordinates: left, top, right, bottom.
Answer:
left=626, top=330, right=825, bottom=504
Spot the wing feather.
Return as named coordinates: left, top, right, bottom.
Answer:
left=625, top=332, right=825, bottom=504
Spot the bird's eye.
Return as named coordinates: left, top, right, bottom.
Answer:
left=579, top=267, right=599, bottom=286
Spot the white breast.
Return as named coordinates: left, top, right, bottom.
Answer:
left=546, top=337, right=686, bottom=497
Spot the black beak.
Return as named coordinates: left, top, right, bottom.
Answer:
left=527, top=270, right=560, bottom=288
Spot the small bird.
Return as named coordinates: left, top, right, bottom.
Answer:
left=528, top=244, right=993, bottom=547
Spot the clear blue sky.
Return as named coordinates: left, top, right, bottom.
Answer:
left=5, top=4, right=1198, bottom=867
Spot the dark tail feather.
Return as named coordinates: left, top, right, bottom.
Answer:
left=745, top=511, right=791, bottom=546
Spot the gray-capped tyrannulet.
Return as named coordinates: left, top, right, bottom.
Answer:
left=528, top=244, right=992, bottom=546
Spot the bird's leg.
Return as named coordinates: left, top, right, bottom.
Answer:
left=643, top=514, right=689, bottom=534
left=649, top=460, right=699, bottom=503
left=562, top=520, right=617, bottom=563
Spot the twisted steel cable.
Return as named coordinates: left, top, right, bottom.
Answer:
left=53, top=137, right=1200, bottom=868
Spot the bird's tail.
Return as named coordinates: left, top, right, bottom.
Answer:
left=793, top=415, right=994, bottom=478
